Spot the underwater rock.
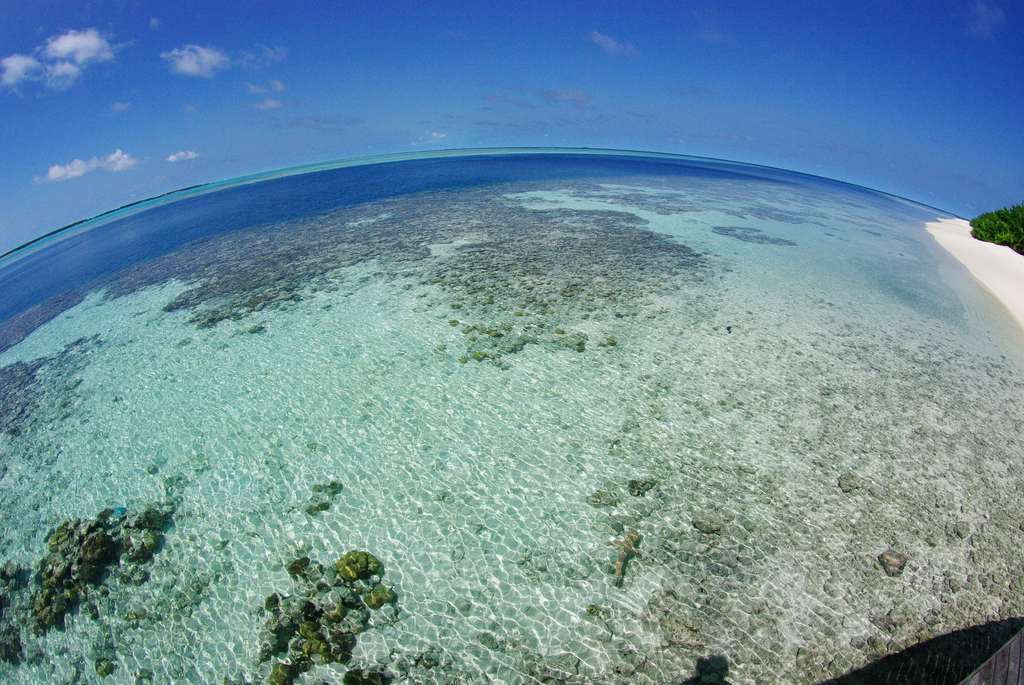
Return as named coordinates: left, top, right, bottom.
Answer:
left=363, top=584, right=396, bottom=610
left=259, top=551, right=392, bottom=671
left=259, top=610, right=300, bottom=662
left=94, top=658, right=116, bottom=677
left=116, top=566, right=150, bottom=586
left=305, top=479, right=343, bottom=515
left=0, top=358, right=49, bottom=438
left=343, top=668, right=383, bottom=685
left=321, top=603, right=348, bottom=624
left=533, top=653, right=581, bottom=681
left=627, top=479, right=656, bottom=497
left=329, top=630, right=357, bottom=663
left=475, top=632, right=502, bottom=651
left=335, top=550, right=383, bottom=582
left=305, top=501, right=329, bottom=515
left=30, top=505, right=171, bottom=630
left=286, top=557, right=311, bottom=580
left=878, top=549, right=908, bottom=577
left=838, top=472, right=861, bottom=493
left=311, top=479, right=341, bottom=495
left=121, top=504, right=170, bottom=563
left=269, top=661, right=297, bottom=685
left=328, top=585, right=359, bottom=607
left=0, top=563, right=25, bottom=594
left=130, top=506, right=169, bottom=531
left=35, top=521, right=109, bottom=628
left=586, top=490, right=621, bottom=508
left=78, top=530, right=116, bottom=565
left=712, top=225, right=797, bottom=246
left=0, top=563, right=25, bottom=663
left=300, top=637, right=331, bottom=660
left=0, top=623, right=21, bottom=665
left=649, top=590, right=706, bottom=649
left=123, top=529, right=159, bottom=562
left=298, top=620, right=321, bottom=640
left=692, top=514, right=724, bottom=535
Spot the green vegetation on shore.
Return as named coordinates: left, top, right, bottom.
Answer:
left=970, top=203, right=1024, bottom=255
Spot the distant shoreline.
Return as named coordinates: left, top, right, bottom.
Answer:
left=926, top=217, right=1024, bottom=336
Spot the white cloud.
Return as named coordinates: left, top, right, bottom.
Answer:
left=111, top=101, right=131, bottom=111
left=161, top=45, right=230, bottom=77
left=968, top=0, right=1006, bottom=38
left=2, top=28, right=118, bottom=91
left=253, top=98, right=283, bottom=110
left=246, top=79, right=286, bottom=94
left=1, top=54, right=44, bottom=87
left=43, top=28, right=115, bottom=65
left=150, top=18, right=161, bottom=30
left=102, top=149, right=136, bottom=171
left=240, top=45, right=287, bottom=67
left=590, top=31, right=637, bottom=56
left=35, top=149, right=137, bottom=183
left=44, top=60, right=83, bottom=90
left=41, top=158, right=93, bottom=182
left=540, top=89, right=594, bottom=109
left=163, top=44, right=286, bottom=78
left=167, top=150, right=199, bottom=162
left=411, top=131, right=447, bottom=146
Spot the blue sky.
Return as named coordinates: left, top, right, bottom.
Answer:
left=1, top=1, right=1021, bottom=255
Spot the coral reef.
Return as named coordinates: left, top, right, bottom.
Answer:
left=343, top=668, right=385, bottom=685
left=586, top=490, right=621, bottom=508
left=258, top=551, right=397, bottom=685
left=0, top=563, right=26, bottom=664
left=31, top=504, right=171, bottom=631
left=712, top=225, right=797, bottom=246
left=363, top=584, right=397, bottom=610
left=627, top=478, right=657, bottom=497
left=304, top=479, right=343, bottom=516
left=94, top=658, right=116, bottom=677
left=0, top=336, right=95, bottom=439
left=335, top=550, right=383, bottom=582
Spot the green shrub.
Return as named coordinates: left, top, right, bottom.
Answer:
left=970, top=204, right=1024, bottom=255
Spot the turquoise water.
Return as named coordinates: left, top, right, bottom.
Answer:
left=0, top=151, right=1021, bottom=684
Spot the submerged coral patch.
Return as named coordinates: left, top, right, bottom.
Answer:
left=30, top=505, right=172, bottom=631
left=712, top=225, right=797, bottom=245
left=259, top=551, right=396, bottom=684
left=129, top=184, right=707, bottom=367
left=0, top=504, right=172, bottom=668
left=0, top=336, right=95, bottom=440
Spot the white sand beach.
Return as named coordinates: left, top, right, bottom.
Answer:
left=926, top=217, right=1024, bottom=335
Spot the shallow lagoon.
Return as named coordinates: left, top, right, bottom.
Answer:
left=0, top=150, right=1021, bottom=684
